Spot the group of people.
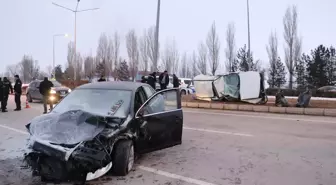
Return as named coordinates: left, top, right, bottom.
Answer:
left=141, top=70, right=180, bottom=90
left=0, top=75, right=23, bottom=112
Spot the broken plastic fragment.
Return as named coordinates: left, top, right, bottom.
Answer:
left=86, top=162, right=113, bottom=181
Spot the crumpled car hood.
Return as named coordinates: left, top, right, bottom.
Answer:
left=28, top=110, right=106, bottom=145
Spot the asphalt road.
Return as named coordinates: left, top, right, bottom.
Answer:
left=0, top=96, right=336, bottom=185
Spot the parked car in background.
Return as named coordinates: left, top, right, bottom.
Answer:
left=179, top=78, right=195, bottom=95
left=26, top=80, right=71, bottom=103
left=11, top=83, right=29, bottom=95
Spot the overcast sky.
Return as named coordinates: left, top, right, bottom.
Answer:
left=0, top=0, right=335, bottom=74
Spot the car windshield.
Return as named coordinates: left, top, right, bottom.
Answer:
left=52, top=89, right=132, bottom=118
left=51, top=81, right=62, bottom=87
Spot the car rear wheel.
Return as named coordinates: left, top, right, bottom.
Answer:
left=112, top=140, right=134, bottom=176
left=27, top=93, right=33, bottom=103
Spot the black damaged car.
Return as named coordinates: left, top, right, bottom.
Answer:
left=24, top=81, right=183, bottom=183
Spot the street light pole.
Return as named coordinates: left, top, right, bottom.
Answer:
left=53, top=34, right=68, bottom=77
left=52, top=0, right=99, bottom=81
left=246, top=0, right=251, bottom=65
left=154, top=0, right=161, bottom=71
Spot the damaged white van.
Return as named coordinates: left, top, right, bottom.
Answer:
left=193, top=71, right=268, bottom=104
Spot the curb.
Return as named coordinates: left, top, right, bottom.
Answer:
left=183, top=102, right=336, bottom=117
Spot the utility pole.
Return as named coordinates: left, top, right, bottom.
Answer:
left=247, top=0, right=251, bottom=68
left=52, top=0, right=99, bottom=81
left=154, top=0, right=161, bottom=72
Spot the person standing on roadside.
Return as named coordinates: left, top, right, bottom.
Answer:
left=1, top=77, right=13, bottom=112
left=173, top=74, right=180, bottom=88
left=159, top=70, right=169, bottom=90
left=147, top=72, right=157, bottom=90
left=39, top=77, right=54, bottom=114
left=13, top=75, right=22, bottom=111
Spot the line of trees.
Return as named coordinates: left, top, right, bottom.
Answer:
left=3, top=5, right=336, bottom=89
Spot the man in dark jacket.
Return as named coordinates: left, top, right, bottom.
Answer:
left=147, top=72, right=157, bottom=90
left=39, top=77, right=54, bottom=114
left=1, top=77, right=13, bottom=112
left=159, top=70, right=169, bottom=90
left=173, top=74, right=180, bottom=88
left=13, top=75, right=22, bottom=111
left=97, top=75, right=106, bottom=82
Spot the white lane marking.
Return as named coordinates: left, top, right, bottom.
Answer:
left=0, top=124, right=28, bottom=135
left=184, top=126, right=253, bottom=137
left=0, top=124, right=218, bottom=185
left=183, top=110, right=336, bottom=124
left=138, top=166, right=219, bottom=185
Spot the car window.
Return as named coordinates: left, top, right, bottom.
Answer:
left=134, top=88, right=147, bottom=113
left=142, top=86, right=155, bottom=99
left=141, top=90, right=178, bottom=116
left=184, top=80, right=191, bottom=85
left=52, top=89, right=132, bottom=118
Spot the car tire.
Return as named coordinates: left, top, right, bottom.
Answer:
left=27, top=93, right=33, bottom=103
left=112, top=140, right=134, bottom=176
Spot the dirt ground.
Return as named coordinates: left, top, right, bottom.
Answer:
left=181, top=95, right=336, bottom=109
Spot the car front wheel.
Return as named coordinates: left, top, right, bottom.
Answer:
left=112, top=140, right=134, bottom=176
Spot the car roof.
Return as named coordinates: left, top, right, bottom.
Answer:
left=77, top=81, right=146, bottom=91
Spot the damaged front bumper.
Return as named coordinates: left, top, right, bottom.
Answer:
left=24, top=138, right=112, bottom=181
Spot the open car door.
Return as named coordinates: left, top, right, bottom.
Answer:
left=135, top=88, right=183, bottom=154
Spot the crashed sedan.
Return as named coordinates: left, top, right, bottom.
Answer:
left=24, top=81, right=183, bottom=182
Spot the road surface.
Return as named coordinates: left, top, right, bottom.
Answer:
left=0, top=96, right=336, bottom=185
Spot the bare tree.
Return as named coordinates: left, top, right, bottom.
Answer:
left=225, top=22, right=236, bottom=72
left=106, top=36, right=115, bottom=78
left=161, top=39, right=179, bottom=74
left=66, top=42, right=76, bottom=80
left=46, top=65, right=53, bottom=76
left=112, top=31, right=121, bottom=79
left=190, top=51, right=200, bottom=77
left=139, top=29, right=149, bottom=72
left=96, top=33, right=110, bottom=77
left=147, top=26, right=159, bottom=71
left=267, top=31, right=278, bottom=65
left=84, top=56, right=95, bottom=79
left=179, top=52, right=188, bottom=77
left=206, top=22, right=220, bottom=75
left=283, top=5, right=299, bottom=89
left=75, top=53, right=83, bottom=80
left=18, top=55, right=40, bottom=83
left=197, top=42, right=208, bottom=75
left=6, top=64, right=19, bottom=76
left=126, top=29, right=139, bottom=80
